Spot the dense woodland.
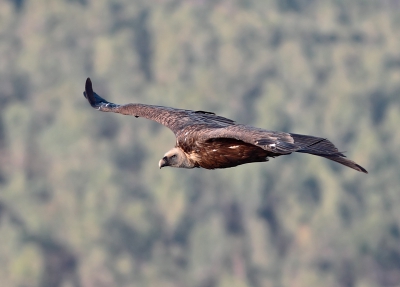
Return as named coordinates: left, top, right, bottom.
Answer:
left=0, top=0, right=400, bottom=286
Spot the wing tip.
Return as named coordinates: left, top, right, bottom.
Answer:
left=355, top=163, right=368, bottom=174
left=86, top=77, right=92, bottom=90
left=84, top=77, right=97, bottom=107
left=326, top=154, right=368, bottom=174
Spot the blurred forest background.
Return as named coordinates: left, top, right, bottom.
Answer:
left=0, top=0, right=399, bottom=286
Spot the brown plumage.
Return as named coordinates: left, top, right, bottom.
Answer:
left=83, top=78, right=367, bottom=173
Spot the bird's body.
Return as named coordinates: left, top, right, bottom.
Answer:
left=83, top=78, right=367, bottom=173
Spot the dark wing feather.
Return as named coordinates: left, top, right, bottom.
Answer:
left=291, top=133, right=367, bottom=173
left=193, top=125, right=367, bottom=173
left=83, top=78, right=235, bottom=135
left=196, top=126, right=342, bottom=155
left=195, top=124, right=297, bottom=154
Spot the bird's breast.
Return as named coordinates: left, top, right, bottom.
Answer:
left=183, top=138, right=274, bottom=169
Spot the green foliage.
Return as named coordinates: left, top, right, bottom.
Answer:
left=0, top=0, right=399, bottom=286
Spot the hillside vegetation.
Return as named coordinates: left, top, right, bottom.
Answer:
left=0, top=0, right=399, bottom=286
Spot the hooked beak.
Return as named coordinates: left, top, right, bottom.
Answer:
left=158, top=157, right=168, bottom=169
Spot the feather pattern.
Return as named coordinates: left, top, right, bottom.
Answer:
left=84, top=78, right=368, bottom=173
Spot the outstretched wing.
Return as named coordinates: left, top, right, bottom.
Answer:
left=196, top=126, right=368, bottom=173
left=83, top=78, right=235, bottom=135
left=196, top=125, right=301, bottom=154
left=195, top=124, right=345, bottom=155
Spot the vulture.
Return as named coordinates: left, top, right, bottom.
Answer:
left=83, top=78, right=367, bottom=173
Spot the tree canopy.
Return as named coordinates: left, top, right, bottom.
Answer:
left=0, top=0, right=399, bottom=286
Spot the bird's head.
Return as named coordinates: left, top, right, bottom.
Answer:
left=159, top=148, right=195, bottom=169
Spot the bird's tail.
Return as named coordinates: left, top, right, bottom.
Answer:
left=290, top=133, right=368, bottom=174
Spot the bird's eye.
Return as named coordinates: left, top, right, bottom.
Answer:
left=171, top=154, right=177, bottom=159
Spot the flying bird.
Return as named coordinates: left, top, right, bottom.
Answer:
left=83, top=78, right=367, bottom=173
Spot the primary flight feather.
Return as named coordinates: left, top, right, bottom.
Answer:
left=83, top=78, right=367, bottom=173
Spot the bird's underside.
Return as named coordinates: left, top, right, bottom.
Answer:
left=83, top=78, right=367, bottom=174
